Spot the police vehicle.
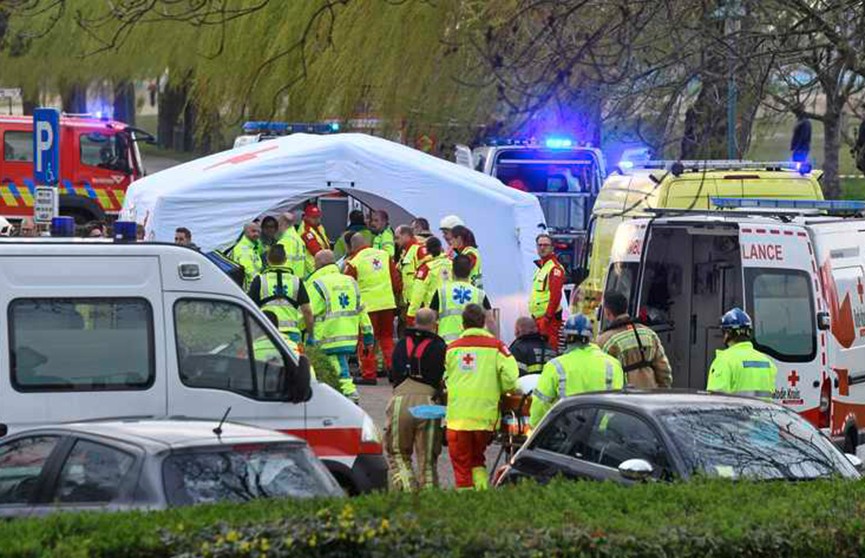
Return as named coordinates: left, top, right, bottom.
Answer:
left=233, top=121, right=341, bottom=149
left=454, top=138, right=606, bottom=272
left=601, top=198, right=865, bottom=453
left=0, top=219, right=385, bottom=494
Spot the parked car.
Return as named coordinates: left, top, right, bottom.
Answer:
left=0, top=419, right=342, bottom=517
left=495, top=391, right=862, bottom=486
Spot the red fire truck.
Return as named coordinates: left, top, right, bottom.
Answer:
left=0, top=114, right=149, bottom=223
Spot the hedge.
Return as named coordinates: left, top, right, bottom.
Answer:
left=303, top=346, right=341, bottom=392
left=4, top=479, right=865, bottom=557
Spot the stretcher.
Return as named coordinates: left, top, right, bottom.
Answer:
left=491, top=392, right=532, bottom=473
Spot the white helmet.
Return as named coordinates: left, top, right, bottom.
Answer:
left=439, top=215, right=464, bottom=230
left=0, top=217, right=12, bottom=237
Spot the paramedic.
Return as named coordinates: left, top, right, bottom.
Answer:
left=277, top=212, right=308, bottom=278
left=370, top=209, right=396, bottom=258
left=229, top=222, right=263, bottom=288
left=430, top=254, right=491, bottom=344
left=450, top=225, right=483, bottom=288
left=529, top=233, right=565, bottom=351
left=248, top=245, right=314, bottom=344
left=301, top=205, right=331, bottom=271
left=407, top=237, right=452, bottom=325
left=706, top=308, right=777, bottom=400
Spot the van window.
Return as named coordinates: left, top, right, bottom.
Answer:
left=174, top=299, right=289, bottom=401
left=745, top=269, right=815, bottom=362
left=9, top=298, right=154, bottom=392
left=3, top=132, right=33, bottom=162
left=602, top=262, right=639, bottom=328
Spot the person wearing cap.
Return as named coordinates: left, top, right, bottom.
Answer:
left=229, top=222, right=264, bottom=289
left=596, top=291, right=672, bottom=389
left=370, top=209, right=396, bottom=258
left=529, top=233, right=566, bottom=352
left=529, top=314, right=624, bottom=428
left=407, top=236, right=453, bottom=325
left=439, top=214, right=464, bottom=258
left=301, top=204, right=331, bottom=273
left=449, top=225, right=483, bottom=289
left=707, top=308, right=776, bottom=400
left=344, top=233, right=402, bottom=385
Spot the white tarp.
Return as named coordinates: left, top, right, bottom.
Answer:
left=123, top=133, right=547, bottom=342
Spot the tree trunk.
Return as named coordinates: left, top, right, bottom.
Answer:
left=21, top=85, right=38, bottom=115
left=823, top=113, right=842, bottom=199
left=113, top=80, right=136, bottom=125
left=60, top=83, right=87, bottom=114
left=157, top=79, right=188, bottom=150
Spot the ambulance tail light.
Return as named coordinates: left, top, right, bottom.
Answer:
left=818, top=377, right=832, bottom=429
left=359, top=413, right=383, bottom=454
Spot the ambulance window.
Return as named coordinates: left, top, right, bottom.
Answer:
left=174, top=299, right=289, bottom=401
left=3, top=132, right=33, bottom=162
left=9, top=298, right=154, bottom=392
left=745, top=269, right=815, bottom=362
left=602, top=262, right=638, bottom=328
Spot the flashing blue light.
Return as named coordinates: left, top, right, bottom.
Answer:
left=330, top=122, right=340, bottom=132
left=618, top=160, right=634, bottom=170
left=712, top=197, right=865, bottom=212
left=113, top=221, right=138, bottom=242
left=545, top=138, right=573, bottom=149
left=51, top=216, right=75, bottom=238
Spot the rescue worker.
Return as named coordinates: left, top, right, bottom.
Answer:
left=370, top=209, right=396, bottom=258
left=596, top=291, right=672, bottom=389
left=344, top=233, right=402, bottom=385
left=509, top=316, right=555, bottom=377
left=439, top=214, right=464, bottom=258
left=248, top=245, right=314, bottom=344
left=445, top=304, right=518, bottom=490
left=229, top=222, right=263, bottom=288
left=307, top=250, right=373, bottom=402
left=529, top=233, right=565, bottom=352
left=407, top=237, right=453, bottom=325
left=259, top=216, right=280, bottom=262
left=300, top=204, right=331, bottom=273
left=706, top=308, right=777, bottom=399
left=450, top=225, right=483, bottom=288
left=529, top=314, right=624, bottom=428
left=276, top=212, right=308, bottom=278
left=412, top=217, right=434, bottom=244
left=333, top=210, right=373, bottom=262
left=395, top=224, right=428, bottom=336
left=385, top=308, right=447, bottom=490
left=430, top=254, right=491, bottom=343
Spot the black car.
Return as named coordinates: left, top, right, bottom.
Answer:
left=495, top=391, right=862, bottom=486
left=0, top=419, right=343, bottom=517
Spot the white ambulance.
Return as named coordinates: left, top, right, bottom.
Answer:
left=601, top=198, right=865, bottom=452
left=0, top=239, right=385, bottom=493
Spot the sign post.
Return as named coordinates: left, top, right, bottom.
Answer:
left=33, top=108, right=60, bottom=224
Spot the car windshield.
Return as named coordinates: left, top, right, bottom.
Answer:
left=162, top=443, right=342, bottom=506
left=660, top=406, right=858, bottom=480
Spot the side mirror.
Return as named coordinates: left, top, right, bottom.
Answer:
left=571, top=266, right=588, bottom=285
left=618, top=458, right=654, bottom=482
left=281, top=355, right=313, bottom=403
left=0, top=424, right=7, bottom=438
left=817, top=311, right=831, bottom=331
left=846, top=453, right=864, bottom=473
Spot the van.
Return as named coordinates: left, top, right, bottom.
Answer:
left=576, top=161, right=824, bottom=317
left=0, top=115, right=149, bottom=224
left=601, top=198, right=865, bottom=452
left=0, top=240, right=385, bottom=493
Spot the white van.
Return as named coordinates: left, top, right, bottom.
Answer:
left=601, top=198, right=865, bottom=452
left=0, top=240, right=385, bottom=493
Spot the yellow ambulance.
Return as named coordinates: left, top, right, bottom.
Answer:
left=574, top=160, right=824, bottom=317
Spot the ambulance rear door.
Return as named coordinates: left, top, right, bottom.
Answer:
left=738, top=223, right=821, bottom=415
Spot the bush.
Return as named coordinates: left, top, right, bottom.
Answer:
left=4, top=479, right=865, bottom=557
left=303, top=345, right=341, bottom=392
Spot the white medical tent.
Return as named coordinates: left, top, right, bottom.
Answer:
left=123, top=133, right=547, bottom=342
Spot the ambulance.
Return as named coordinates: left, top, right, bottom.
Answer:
left=602, top=197, right=865, bottom=451
left=0, top=114, right=149, bottom=224
left=0, top=235, right=385, bottom=493
left=576, top=160, right=824, bottom=317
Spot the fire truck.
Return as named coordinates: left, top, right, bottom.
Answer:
left=0, top=114, right=149, bottom=224
left=454, top=138, right=606, bottom=272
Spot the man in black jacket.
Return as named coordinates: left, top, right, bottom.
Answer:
left=791, top=108, right=812, bottom=163
left=509, top=316, right=555, bottom=377
left=385, top=308, right=447, bottom=490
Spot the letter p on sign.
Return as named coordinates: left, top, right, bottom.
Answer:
left=33, top=108, right=60, bottom=186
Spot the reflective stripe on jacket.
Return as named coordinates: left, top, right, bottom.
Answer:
left=308, top=264, right=370, bottom=353
left=437, top=280, right=486, bottom=343
left=258, top=267, right=303, bottom=337
left=348, top=247, right=397, bottom=313
left=706, top=341, right=777, bottom=400
left=408, top=255, right=452, bottom=318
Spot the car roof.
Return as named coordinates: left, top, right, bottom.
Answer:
left=12, top=419, right=304, bottom=452
left=557, top=390, right=778, bottom=415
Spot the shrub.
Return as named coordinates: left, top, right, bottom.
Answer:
left=303, top=345, right=341, bottom=391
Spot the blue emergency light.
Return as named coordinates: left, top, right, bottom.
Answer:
left=545, top=137, right=574, bottom=149
left=711, top=197, right=865, bottom=212
left=617, top=160, right=635, bottom=170
left=113, top=221, right=138, bottom=242
left=50, top=216, right=75, bottom=238
left=242, top=121, right=341, bottom=135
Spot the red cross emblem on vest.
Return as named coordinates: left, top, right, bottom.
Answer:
left=459, top=352, right=477, bottom=371
left=372, top=258, right=383, bottom=271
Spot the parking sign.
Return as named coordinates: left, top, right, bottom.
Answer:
left=33, top=108, right=60, bottom=186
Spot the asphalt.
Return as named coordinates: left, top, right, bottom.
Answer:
left=357, top=382, right=507, bottom=489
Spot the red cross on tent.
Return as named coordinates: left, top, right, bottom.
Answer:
left=205, top=144, right=279, bottom=171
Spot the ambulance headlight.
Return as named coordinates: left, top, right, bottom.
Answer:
left=361, top=413, right=381, bottom=444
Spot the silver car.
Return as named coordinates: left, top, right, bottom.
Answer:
left=0, top=419, right=343, bottom=516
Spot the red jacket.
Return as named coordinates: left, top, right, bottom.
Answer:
left=536, top=254, right=565, bottom=318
